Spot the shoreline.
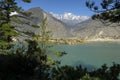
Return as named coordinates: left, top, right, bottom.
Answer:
left=13, top=37, right=120, bottom=45
left=48, top=38, right=86, bottom=45
left=48, top=38, right=120, bottom=45
left=86, top=38, right=120, bottom=44
left=87, top=38, right=120, bottom=42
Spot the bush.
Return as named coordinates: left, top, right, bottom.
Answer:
left=80, top=74, right=102, bottom=80
left=32, top=24, right=40, bottom=28
left=0, top=54, right=38, bottom=80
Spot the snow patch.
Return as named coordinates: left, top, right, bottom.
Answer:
left=10, top=11, right=18, bottom=16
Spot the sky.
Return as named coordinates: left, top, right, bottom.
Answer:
left=17, top=0, right=101, bottom=16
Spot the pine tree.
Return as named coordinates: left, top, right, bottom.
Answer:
left=86, top=0, right=120, bottom=23
left=0, top=0, right=31, bottom=51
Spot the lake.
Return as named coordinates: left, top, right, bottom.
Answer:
left=52, top=43, right=120, bottom=70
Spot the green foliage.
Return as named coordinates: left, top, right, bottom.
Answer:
left=56, top=51, right=67, bottom=57
left=50, top=63, right=120, bottom=80
left=34, top=17, right=51, bottom=51
left=89, top=63, right=120, bottom=80
left=0, top=23, right=18, bottom=50
left=32, top=24, right=40, bottom=28
left=11, top=17, right=26, bottom=24
left=22, top=0, right=31, bottom=3
left=0, top=0, right=31, bottom=51
left=0, top=54, right=38, bottom=80
left=0, top=41, right=10, bottom=51
left=56, top=51, right=63, bottom=57
left=86, top=0, right=120, bottom=23
left=81, top=74, right=101, bottom=80
left=51, top=65, right=87, bottom=80
left=23, top=31, right=35, bottom=37
left=40, top=17, right=51, bottom=46
left=34, top=17, right=66, bottom=63
left=31, top=18, right=55, bottom=80
left=34, top=18, right=55, bottom=64
left=10, top=39, right=49, bottom=80
left=21, top=12, right=32, bottom=17
left=25, top=39, right=51, bottom=80
left=0, top=23, right=18, bottom=38
left=0, top=0, right=18, bottom=23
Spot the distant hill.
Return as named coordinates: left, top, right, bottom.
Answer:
left=72, top=19, right=120, bottom=39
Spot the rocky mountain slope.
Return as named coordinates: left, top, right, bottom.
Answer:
left=11, top=7, right=73, bottom=41
left=72, top=19, right=120, bottom=40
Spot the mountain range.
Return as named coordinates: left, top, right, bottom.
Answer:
left=11, top=7, right=120, bottom=42
left=50, top=12, right=89, bottom=27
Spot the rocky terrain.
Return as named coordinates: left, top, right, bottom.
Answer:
left=72, top=19, right=120, bottom=40
left=10, top=7, right=120, bottom=43
left=11, top=7, right=73, bottom=42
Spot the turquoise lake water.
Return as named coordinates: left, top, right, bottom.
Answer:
left=52, top=43, right=120, bottom=70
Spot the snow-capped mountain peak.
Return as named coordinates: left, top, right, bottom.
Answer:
left=50, top=12, right=90, bottom=27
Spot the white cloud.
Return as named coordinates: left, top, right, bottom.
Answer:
left=10, top=11, right=18, bottom=16
left=50, top=12, right=90, bottom=27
